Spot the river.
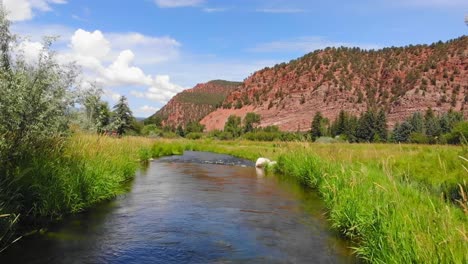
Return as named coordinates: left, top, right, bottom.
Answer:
left=0, top=151, right=354, bottom=263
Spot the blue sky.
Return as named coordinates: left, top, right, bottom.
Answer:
left=5, top=0, right=468, bottom=117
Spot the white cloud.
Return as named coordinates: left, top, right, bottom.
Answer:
left=202, top=7, right=228, bottom=13
left=137, top=105, right=160, bottom=113
left=14, top=40, right=43, bottom=64
left=249, top=36, right=380, bottom=53
left=70, top=29, right=110, bottom=59
left=107, top=33, right=181, bottom=64
left=103, top=89, right=121, bottom=102
left=154, top=0, right=205, bottom=8
left=101, top=49, right=153, bottom=87
left=54, top=29, right=185, bottom=105
left=3, top=0, right=66, bottom=21
left=132, top=75, right=184, bottom=103
left=256, top=8, right=306, bottom=14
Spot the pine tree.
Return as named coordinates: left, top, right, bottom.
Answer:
left=392, top=121, right=413, bottom=142
left=408, top=112, right=424, bottom=134
left=375, top=109, right=388, bottom=142
left=335, top=110, right=348, bottom=136
left=311, top=112, right=324, bottom=141
left=112, top=96, right=133, bottom=135
left=356, top=110, right=376, bottom=142
left=424, top=108, right=441, bottom=139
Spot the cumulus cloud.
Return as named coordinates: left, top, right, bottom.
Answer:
left=107, top=33, right=181, bottom=64
left=131, top=75, right=184, bottom=103
left=154, top=0, right=205, bottom=8
left=70, top=29, right=110, bottom=59
left=3, top=0, right=66, bottom=21
left=14, top=40, right=44, bottom=64
left=54, top=29, right=184, bottom=104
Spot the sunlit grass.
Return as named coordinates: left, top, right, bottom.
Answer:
left=1, top=135, right=467, bottom=262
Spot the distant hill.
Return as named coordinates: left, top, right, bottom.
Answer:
left=201, top=36, right=468, bottom=131
left=146, top=80, right=241, bottom=128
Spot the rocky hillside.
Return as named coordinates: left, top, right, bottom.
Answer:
left=201, top=36, right=468, bottom=131
left=147, top=80, right=241, bottom=128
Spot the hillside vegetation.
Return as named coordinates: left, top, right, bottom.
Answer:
left=201, top=36, right=467, bottom=131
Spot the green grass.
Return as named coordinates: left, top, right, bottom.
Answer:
left=147, top=139, right=468, bottom=263
left=1, top=136, right=467, bottom=262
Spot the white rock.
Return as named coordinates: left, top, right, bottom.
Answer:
left=255, top=157, right=271, bottom=168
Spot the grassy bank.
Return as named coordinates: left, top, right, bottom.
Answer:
left=0, top=134, right=177, bottom=251
left=152, top=139, right=468, bottom=263
left=1, top=135, right=467, bottom=263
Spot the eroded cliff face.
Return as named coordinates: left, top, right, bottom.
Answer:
left=148, top=80, right=241, bottom=128
left=201, top=36, right=467, bottom=131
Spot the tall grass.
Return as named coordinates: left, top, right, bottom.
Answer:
left=1, top=135, right=467, bottom=262
left=274, top=150, right=467, bottom=263
left=151, top=139, right=468, bottom=263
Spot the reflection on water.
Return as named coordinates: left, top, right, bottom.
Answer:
left=0, top=151, right=354, bottom=264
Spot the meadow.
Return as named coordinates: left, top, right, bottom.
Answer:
left=1, top=135, right=467, bottom=263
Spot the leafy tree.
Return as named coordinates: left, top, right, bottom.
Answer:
left=243, top=112, right=261, bottom=133
left=176, top=125, right=185, bottom=137
left=111, top=96, right=134, bottom=135
left=0, top=9, right=77, bottom=168
left=444, top=121, right=468, bottom=144
left=224, top=115, right=242, bottom=138
left=186, top=121, right=205, bottom=134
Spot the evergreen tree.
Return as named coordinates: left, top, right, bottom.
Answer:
left=96, top=102, right=111, bottom=133
left=375, top=109, right=388, bottom=142
left=111, top=96, right=133, bottom=135
left=356, top=110, right=376, bottom=142
left=392, top=121, right=413, bottom=142
left=408, top=112, right=424, bottom=134
left=335, top=110, right=348, bottom=136
left=424, top=108, right=441, bottom=139
left=311, top=112, right=324, bottom=141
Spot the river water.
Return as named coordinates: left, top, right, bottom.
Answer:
left=0, top=151, right=354, bottom=263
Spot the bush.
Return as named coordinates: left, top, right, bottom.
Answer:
left=444, top=122, right=468, bottom=144
left=185, top=132, right=204, bottom=140
left=409, top=132, right=429, bottom=144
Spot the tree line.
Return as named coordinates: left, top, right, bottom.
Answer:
left=310, top=108, right=466, bottom=144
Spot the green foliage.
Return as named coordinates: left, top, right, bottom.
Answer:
left=243, top=112, right=261, bottom=133
left=185, top=132, right=204, bottom=140
left=185, top=121, right=205, bottom=134
left=141, top=124, right=162, bottom=137
left=224, top=115, right=242, bottom=137
left=310, top=112, right=329, bottom=141
left=111, top=96, right=134, bottom=135
left=392, top=122, right=413, bottom=142
left=444, top=121, right=468, bottom=144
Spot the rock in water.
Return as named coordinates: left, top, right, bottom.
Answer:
left=256, top=158, right=271, bottom=168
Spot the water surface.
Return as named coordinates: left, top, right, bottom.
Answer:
left=0, top=151, right=354, bottom=263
